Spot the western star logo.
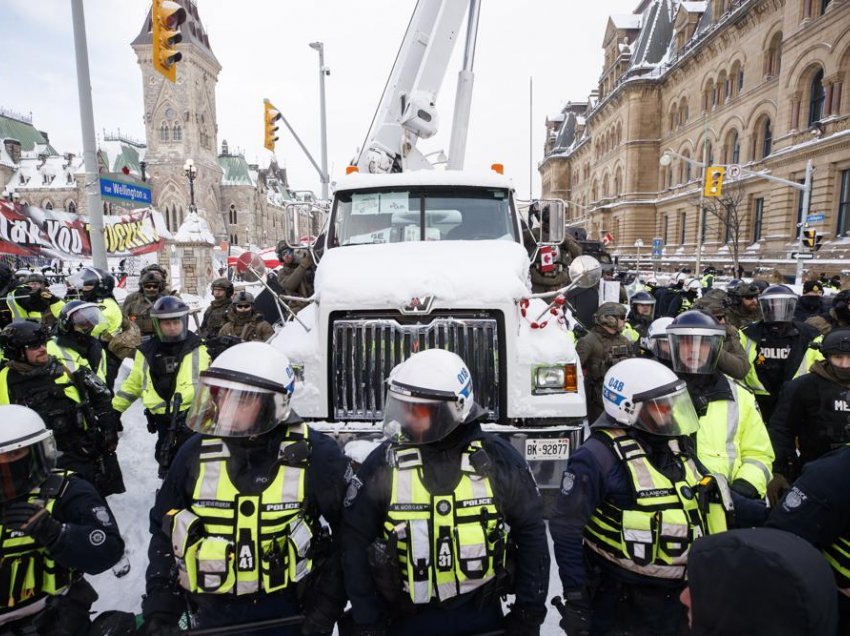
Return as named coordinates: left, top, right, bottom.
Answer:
left=400, top=295, right=435, bottom=315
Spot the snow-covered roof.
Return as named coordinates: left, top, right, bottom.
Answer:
left=610, top=14, right=642, bottom=30
left=98, top=136, right=146, bottom=177
left=681, top=1, right=708, bottom=12
left=629, top=0, right=676, bottom=69
left=0, top=113, right=56, bottom=154
left=333, top=170, right=514, bottom=193
left=173, top=210, right=215, bottom=244
left=547, top=112, right=566, bottom=123
left=5, top=154, right=81, bottom=194
left=219, top=154, right=256, bottom=186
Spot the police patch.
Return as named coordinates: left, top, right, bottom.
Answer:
left=436, top=500, right=452, bottom=515
left=92, top=506, right=112, bottom=527
left=561, top=471, right=576, bottom=495
left=89, top=529, right=106, bottom=546
left=343, top=476, right=363, bottom=508
left=783, top=486, right=807, bottom=511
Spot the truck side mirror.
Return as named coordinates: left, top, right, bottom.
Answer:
left=534, top=199, right=566, bottom=245
left=284, top=204, right=319, bottom=249
left=568, top=255, right=603, bottom=289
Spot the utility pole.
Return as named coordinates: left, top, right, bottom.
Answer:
left=71, top=0, right=107, bottom=269
left=309, top=42, right=330, bottom=200
left=795, top=160, right=814, bottom=286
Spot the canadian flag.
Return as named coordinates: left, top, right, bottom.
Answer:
left=539, top=246, right=557, bottom=273
left=601, top=232, right=614, bottom=246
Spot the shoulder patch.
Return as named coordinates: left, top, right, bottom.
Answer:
left=343, top=475, right=363, bottom=508
left=92, top=506, right=113, bottom=527
left=782, top=486, right=808, bottom=511
left=560, top=471, right=576, bottom=495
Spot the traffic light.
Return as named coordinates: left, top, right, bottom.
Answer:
left=264, top=99, right=282, bottom=152
left=803, top=228, right=816, bottom=249
left=704, top=166, right=726, bottom=198
left=152, top=0, right=186, bottom=82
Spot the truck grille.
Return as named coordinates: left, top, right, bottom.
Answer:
left=331, top=313, right=501, bottom=421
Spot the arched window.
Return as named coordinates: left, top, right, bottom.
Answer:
left=602, top=175, right=610, bottom=197
left=44, top=201, right=53, bottom=210
left=760, top=118, right=773, bottom=159
left=705, top=141, right=714, bottom=166
left=172, top=123, right=182, bottom=142
left=728, top=130, right=741, bottom=164
left=683, top=151, right=692, bottom=182
left=679, top=98, right=688, bottom=125
left=66, top=201, right=77, bottom=214
left=614, top=168, right=623, bottom=195
left=229, top=203, right=237, bottom=225
left=159, top=122, right=170, bottom=142
left=765, top=32, right=782, bottom=77
left=820, top=0, right=832, bottom=15
left=809, top=69, right=826, bottom=125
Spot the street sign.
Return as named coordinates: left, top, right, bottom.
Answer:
left=100, top=177, right=152, bottom=205
left=791, top=252, right=814, bottom=260
left=634, top=238, right=644, bottom=248
left=806, top=213, right=825, bottom=223
left=727, top=164, right=742, bottom=179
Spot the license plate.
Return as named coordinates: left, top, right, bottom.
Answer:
left=524, top=437, right=570, bottom=461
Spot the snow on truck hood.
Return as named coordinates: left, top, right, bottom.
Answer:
left=315, top=240, right=530, bottom=307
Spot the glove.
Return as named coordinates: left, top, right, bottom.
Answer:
left=1, top=502, right=63, bottom=548
left=767, top=473, right=792, bottom=507
left=101, top=425, right=119, bottom=453
left=503, top=604, right=547, bottom=636
left=557, top=590, right=591, bottom=636
left=730, top=478, right=760, bottom=499
left=139, top=616, right=181, bottom=636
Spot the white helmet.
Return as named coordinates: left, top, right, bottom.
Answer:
left=0, top=405, right=57, bottom=502
left=600, top=359, right=699, bottom=436
left=645, top=317, right=675, bottom=361
left=383, top=349, right=476, bottom=445
left=186, top=342, right=296, bottom=438
left=684, top=278, right=702, bottom=293
left=674, top=272, right=689, bottom=284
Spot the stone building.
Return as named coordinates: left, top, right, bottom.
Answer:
left=540, top=0, right=850, bottom=276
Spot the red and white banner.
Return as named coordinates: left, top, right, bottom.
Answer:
left=601, top=232, right=614, bottom=246
left=0, top=202, right=170, bottom=259
left=538, top=245, right=557, bottom=273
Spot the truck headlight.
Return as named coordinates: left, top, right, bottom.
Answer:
left=532, top=363, right=578, bottom=394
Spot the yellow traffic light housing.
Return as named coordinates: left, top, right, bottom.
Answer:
left=264, top=99, right=282, bottom=152
left=802, top=228, right=817, bottom=249
left=152, top=0, right=187, bottom=83
left=704, top=166, right=726, bottom=198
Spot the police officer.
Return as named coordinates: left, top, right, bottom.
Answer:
left=766, top=445, right=850, bottom=632
left=622, top=291, right=655, bottom=345
left=724, top=281, right=761, bottom=329
left=0, top=405, right=124, bottom=635
left=199, top=277, right=233, bottom=338
left=24, top=273, right=60, bottom=327
left=691, top=289, right=750, bottom=380
left=767, top=328, right=850, bottom=505
left=739, top=284, right=822, bottom=422
left=276, top=242, right=314, bottom=314
left=142, top=343, right=349, bottom=635
left=113, top=296, right=209, bottom=478
left=48, top=301, right=108, bottom=381
left=652, top=274, right=686, bottom=318
left=699, top=266, right=715, bottom=292
left=643, top=317, right=674, bottom=365
left=550, top=359, right=731, bottom=636
left=123, top=269, right=168, bottom=337
left=342, top=349, right=549, bottom=635
left=4, top=283, right=64, bottom=325
left=577, top=302, right=635, bottom=423
left=0, top=321, right=124, bottom=497
left=668, top=310, right=774, bottom=499
left=795, top=280, right=826, bottom=322
left=807, top=288, right=850, bottom=336
left=218, top=291, right=275, bottom=343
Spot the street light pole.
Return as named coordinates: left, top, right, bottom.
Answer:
left=183, top=159, right=197, bottom=212
left=309, top=42, right=329, bottom=201
left=795, top=159, right=814, bottom=286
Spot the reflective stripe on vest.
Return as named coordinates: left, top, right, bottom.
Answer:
left=383, top=441, right=506, bottom=604
left=584, top=430, right=726, bottom=580
left=0, top=472, right=72, bottom=611
left=5, top=294, right=36, bottom=322
left=824, top=536, right=850, bottom=589
left=142, top=347, right=202, bottom=414
left=169, top=425, right=313, bottom=596
left=742, top=334, right=815, bottom=395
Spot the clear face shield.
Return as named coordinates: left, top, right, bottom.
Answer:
left=669, top=331, right=725, bottom=374
left=186, top=377, right=287, bottom=438
left=0, top=435, right=57, bottom=503
left=67, top=305, right=105, bottom=335
left=649, top=334, right=672, bottom=361
left=153, top=315, right=189, bottom=343
left=633, top=382, right=700, bottom=437
left=759, top=295, right=797, bottom=323
left=382, top=392, right=463, bottom=446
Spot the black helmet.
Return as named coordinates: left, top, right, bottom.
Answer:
left=833, top=290, right=850, bottom=323
left=759, top=285, right=797, bottom=323
left=211, top=278, right=234, bottom=298
left=25, top=273, right=47, bottom=287
left=821, top=328, right=850, bottom=356
left=232, top=290, right=255, bottom=306
left=68, top=266, right=114, bottom=301
left=57, top=301, right=105, bottom=336
left=667, top=310, right=726, bottom=374
left=0, top=320, right=49, bottom=361
left=752, top=279, right=770, bottom=293
left=275, top=240, right=294, bottom=263
left=150, top=296, right=190, bottom=343
left=139, top=270, right=166, bottom=296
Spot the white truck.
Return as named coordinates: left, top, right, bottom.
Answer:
left=269, top=0, right=600, bottom=504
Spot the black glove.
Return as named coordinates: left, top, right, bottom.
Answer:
left=1, top=502, right=63, bottom=548
left=730, top=478, right=760, bottom=499
left=101, top=425, right=119, bottom=453
left=556, top=590, right=591, bottom=636
left=503, top=604, right=547, bottom=636
left=139, top=616, right=181, bottom=636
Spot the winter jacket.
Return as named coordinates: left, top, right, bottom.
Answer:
left=199, top=298, right=230, bottom=339
left=217, top=308, right=275, bottom=342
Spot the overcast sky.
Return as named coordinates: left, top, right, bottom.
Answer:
left=2, top=0, right=637, bottom=198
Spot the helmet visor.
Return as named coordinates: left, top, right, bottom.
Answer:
left=186, top=377, right=285, bottom=438
left=69, top=305, right=105, bottom=334
left=759, top=296, right=797, bottom=323
left=649, top=334, right=672, bottom=361
left=153, top=315, right=189, bottom=343
left=0, top=435, right=57, bottom=503
left=634, top=384, right=700, bottom=437
left=382, top=392, right=462, bottom=445
left=669, top=333, right=725, bottom=374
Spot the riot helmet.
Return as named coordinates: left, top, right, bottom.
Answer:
left=67, top=266, right=114, bottom=301
left=667, top=310, right=726, bottom=374
left=382, top=349, right=477, bottom=446
left=25, top=273, right=47, bottom=291
left=833, top=290, right=850, bottom=324
left=0, top=320, right=50, bottom=362
left=57, top=301, right=105, bottom=336
left=0, top=406, right=57, bottom=503
left=599, top=359, right=700, bottom=436
left=629, top=291, right=656, bottom=323
left=150, top=296, right=190, bottom=343
left=759, top=285, right=798, bottom=324
left=187, top=342, right=296, bottom=438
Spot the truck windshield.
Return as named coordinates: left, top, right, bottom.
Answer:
left=331, top=187, right=518, bottom=246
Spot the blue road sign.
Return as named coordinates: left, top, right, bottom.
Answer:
left=100, top=178, right=152, bottom=205
left=651, top=238, right=663, bottom=259
left=806, top=213, right=825, bottom=223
